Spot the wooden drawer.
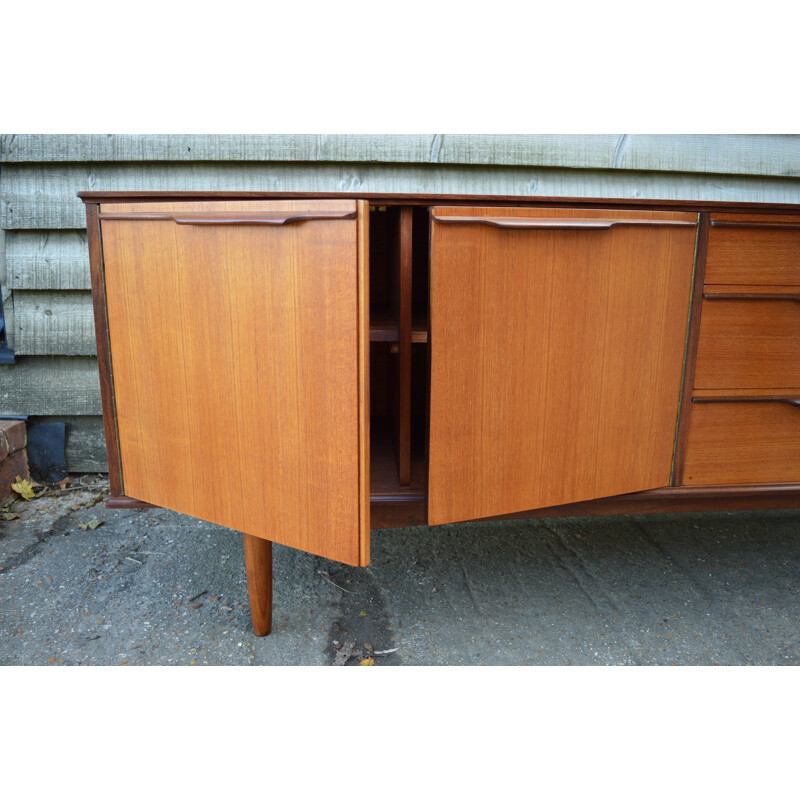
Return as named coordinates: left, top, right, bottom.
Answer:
left=682, top=399, right=800, bottom=485
left=706, top=214, right=800, bottom=285
left=694, top=288, right=800, bottom=389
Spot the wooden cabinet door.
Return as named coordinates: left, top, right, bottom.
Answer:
left=98, top=200, right=369, bottom=566
left=428, top=206, right=698, bottom=525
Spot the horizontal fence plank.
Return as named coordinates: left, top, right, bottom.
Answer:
left=13, top=291, right=95, bottom=355
left=0, top=356, right=101, bottom=415
left=622, top=134, right=800, bottom=178
left=3, top=134, right=799, bottom=178
left=5, top=230, right=90, bottom=289
left=0, top=134, right=619, bottom=167
left=4, top=161, right=800, bottom=229
left=31, top=414, right=107, bottom=472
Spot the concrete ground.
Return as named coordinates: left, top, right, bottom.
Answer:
left=1, top=475, right=799, bottom=666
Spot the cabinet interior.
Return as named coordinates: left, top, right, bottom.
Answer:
left=368, top=206, right=429, bottom=517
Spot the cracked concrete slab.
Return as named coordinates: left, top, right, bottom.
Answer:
left=2, top=478, right=799, bottom=665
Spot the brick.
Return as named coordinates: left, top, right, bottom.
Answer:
left=0, top=420, right=27, bottom=460
left=1, top=450, right=30, bottom=503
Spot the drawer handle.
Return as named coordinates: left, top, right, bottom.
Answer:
left=99, top=211, right=358, bottom=225
left=693, top=397, right=800, bottom=407
left=710, top=221, right=800, bottom=230
left=431, top=215, right=696, bottom=230
left=703, top=293, right=800, bottom=301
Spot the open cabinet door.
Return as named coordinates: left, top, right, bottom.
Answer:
left=428, top=206, right=698, bottom=525
left=98, top=200, right=369, bottom=566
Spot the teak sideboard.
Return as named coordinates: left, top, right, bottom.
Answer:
left=78, top=191, right=800, bottom=636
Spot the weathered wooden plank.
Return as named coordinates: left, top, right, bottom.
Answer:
left=0, top=230, right=12, bottom=350
left=4, top=162, right=800, bottom=230
left=0, top=134, right=619, bottom=167
left=5, top=230, right=90, bottom=289
left=3, top=134, right=799, bottom=178
left=31, top=415, right=107, bottom=472
left=620, top=134, right=800, bottom=178
left=13, top=291, right=95, bottom=355
left=0, top=356, right=101, bottom=415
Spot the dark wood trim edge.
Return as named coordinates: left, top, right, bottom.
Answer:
left=86, top=204, right=125, bottom=498
left=475, top=483, right=800, bottom=523
left=98, top=211, right=358, bottom=225
left=108, top=485, right=800, bottom=526
left=357, top=200, right=371, bottom=567
left=106, top=496, right=159, bottom=509
left=395, top=207, right=413, bottom=485
left=692, top=396, right=800, bottom=407
left=672, top=212, right=710, bottom=486
left=710, top=220, right=800, bottom=230
left=703, top=292, right=800, bottom=301
left=78, top=191, right=800, bottom=215
left=431, top=214, right=697, bottom=229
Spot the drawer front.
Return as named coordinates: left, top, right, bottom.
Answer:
left=694, top=293, right=800, bottom=389
left=706, top=214, right=800, bottom=285
left=682, top=400, right=800, bottom=485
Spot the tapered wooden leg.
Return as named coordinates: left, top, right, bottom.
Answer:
left=243, top=534, right=272, bottom=636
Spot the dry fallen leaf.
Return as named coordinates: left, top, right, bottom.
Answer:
left=333, top=641, right=361, bottom=666
left=11, top=477, right=35, bottom=501
left=78, top=519, right=103, bottom=531
left=3, top=512, right=21, bottom=521
left=359, top=657, right=375, bottom=666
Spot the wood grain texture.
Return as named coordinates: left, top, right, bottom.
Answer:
left=101, top=200, right=367, bottom=565
left=477, top=483, right=800, bottom=519
left=357, top=200, right=370, bottom=566
left=5, top=230, right=90, bottom=290
left=694, top=291, right=800, bottom=389
left=428, top=206, right=698, bottom=525
left=706, top=213, right=800, bottom=285
left=243, top=534, right=272, bottom=636
left=682, top=400, right=800, bottom=485
left=12, top=291, right=95, bottom=355
left=0, top=356, right=101, bottom=415
left=11, top=163, right=800, bottom=229
left=8, top=134, right=800, bottom=178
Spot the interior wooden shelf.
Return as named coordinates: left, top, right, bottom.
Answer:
left=369, top=305, right=429, bottom=343
left=411, top=313, right=428, bottom=343
left=370, top=416, right=426, bottom=501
